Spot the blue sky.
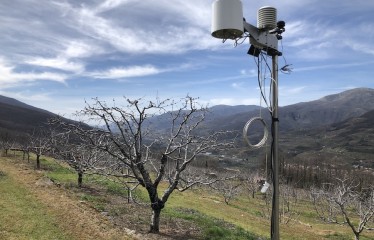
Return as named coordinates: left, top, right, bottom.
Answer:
left=0, top=0, right=373, bottom=118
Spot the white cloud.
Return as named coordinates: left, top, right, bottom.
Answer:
left=25, top=57, right=84, bottom=73
left=0, top=57, right=67, bottom=88
left=64, top=41, right=101, bottom=58
left=240, top=69, right=257, bottom=77
left=231, top=82, right=248, bottom=91
left=95, top=0, right=135, bottom=13
left=294, top=61, right=374, bottom=72
left=345, top=40, right=374, bottom=56
left=89, top=65, right=162, bottom=79
left=50, top=1, right=218, bottom=55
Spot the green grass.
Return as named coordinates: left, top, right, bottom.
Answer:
left=42, top=159, right=78, bottom=185
left=165, top=207, right=265, bottom=240
left=80, top=194, right=107, bottom=211
left=324, top=232, right=352, bottom=240
left=0, top=169, right=71, bottom=240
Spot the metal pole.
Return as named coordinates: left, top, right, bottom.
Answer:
left=271, top=54, right=279, bottom=240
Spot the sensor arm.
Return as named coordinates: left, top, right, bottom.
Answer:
left=243, top=21, right=280, bottom=56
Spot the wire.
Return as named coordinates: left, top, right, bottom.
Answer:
left=243, top=117, right=268, bottom=149
left=254, top=56, right=269, bottom=108
left=280, top=40, right=293, bottom=74
left=256, top=52, right=275, bottom=113
left=234, top=33, right=250, bottom=47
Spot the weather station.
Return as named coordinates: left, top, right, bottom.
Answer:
left=211, top=0, right=286, bottom=239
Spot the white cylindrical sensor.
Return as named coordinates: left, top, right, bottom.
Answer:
left=211, top=0, right=244, bottom=39
left=260, top=181, right=270, bottom=193
left=257, top=6, right=277, bottom=30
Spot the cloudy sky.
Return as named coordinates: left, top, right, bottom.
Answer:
left=0, top=0, right=373, bottom=118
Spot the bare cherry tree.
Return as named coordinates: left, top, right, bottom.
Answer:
left=53, top=96, right=234, bottom=233
left=51, top=130, right=104, bottom=187
left=212, top=176, right=242, bottom=205
left=0, top=132, right=16, bottom=156
left=311, top=178, right=374, bottom=240
left=28, top=129, right=52, bottom=169
left=242, top=171, right=262, bottom=199
left=280, top=184, right=300, bottom=225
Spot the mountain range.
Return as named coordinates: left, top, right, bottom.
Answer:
left=0, top=88, right=373, bottom=169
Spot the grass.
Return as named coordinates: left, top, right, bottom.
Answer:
left=0, top=167, right=71, bottom=240
left=164, top=207, right=264, bottom=240
left=80, top=194, right=107, bottom=211
left=4, top=151, right=374, bottom=240
left=166, top=188, right=272, bottom=237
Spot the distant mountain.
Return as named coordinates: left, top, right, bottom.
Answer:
left=198, top=88, right=374, bottom=134
left=279, top=88, right=374, bottom=131
left=206, top=105, right=260, bottom=119
left=279, top=108, right=374, bottom=170
left=0, top=95, right=79, bottom=137
left=144, top=88, right=374, bottom=136
left=326, top=109, right=374, bottom=154
left=143, top=104, right=261, bottom=134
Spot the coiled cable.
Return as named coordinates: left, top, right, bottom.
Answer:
left=243, top=117, right=268, bottom=149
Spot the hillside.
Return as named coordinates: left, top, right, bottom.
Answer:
left=279, top=108, right=374, bottom=171
left=324, top=109, right=374, bottom=167
left=144, top=88, right=374, bottom=138
left=279, top=88, right=374, bottom=131
left=0, top=95, right=85, bottom=137
left=0, top=101, right=55, bottom=133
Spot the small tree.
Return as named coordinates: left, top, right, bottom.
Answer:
left=242, top=171, right=262, bottom=199
left=53, top=96, right=233, bottom=233
left=0, top=132, right=16, bottom=156
left=280, top=183, right=300, bottom=224
left=311, top=178, right=374, bottom=240
left=28, top=129, right=52, bottom=169
left=50, top=128, right=107, bottom=188
left=213, top=176, right=241, bottom=205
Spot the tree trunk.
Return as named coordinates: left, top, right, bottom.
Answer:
left=78, top=171, right=83, bottom=188
left=149, top=197, right=165, bottom=233
left=36, top=154, right=41, bottom=169
left=354, top=233, right=359, bottom=240
left=127, top=186, right=131, bottom=203
left=150, top=208, right=162, bottom=233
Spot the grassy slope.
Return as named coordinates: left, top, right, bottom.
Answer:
left=0, top=155, right=130, bottom=240
left=159, top=180, right=374, bottom=239
left=2, top=152, right=374, bottom=240
left=0, top=167, right=70, bottom=240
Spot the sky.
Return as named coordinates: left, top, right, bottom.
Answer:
left=0, top=0, right=373, bottom=119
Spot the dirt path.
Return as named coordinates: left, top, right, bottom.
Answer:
left=0, top=157, right=138, bottom=240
